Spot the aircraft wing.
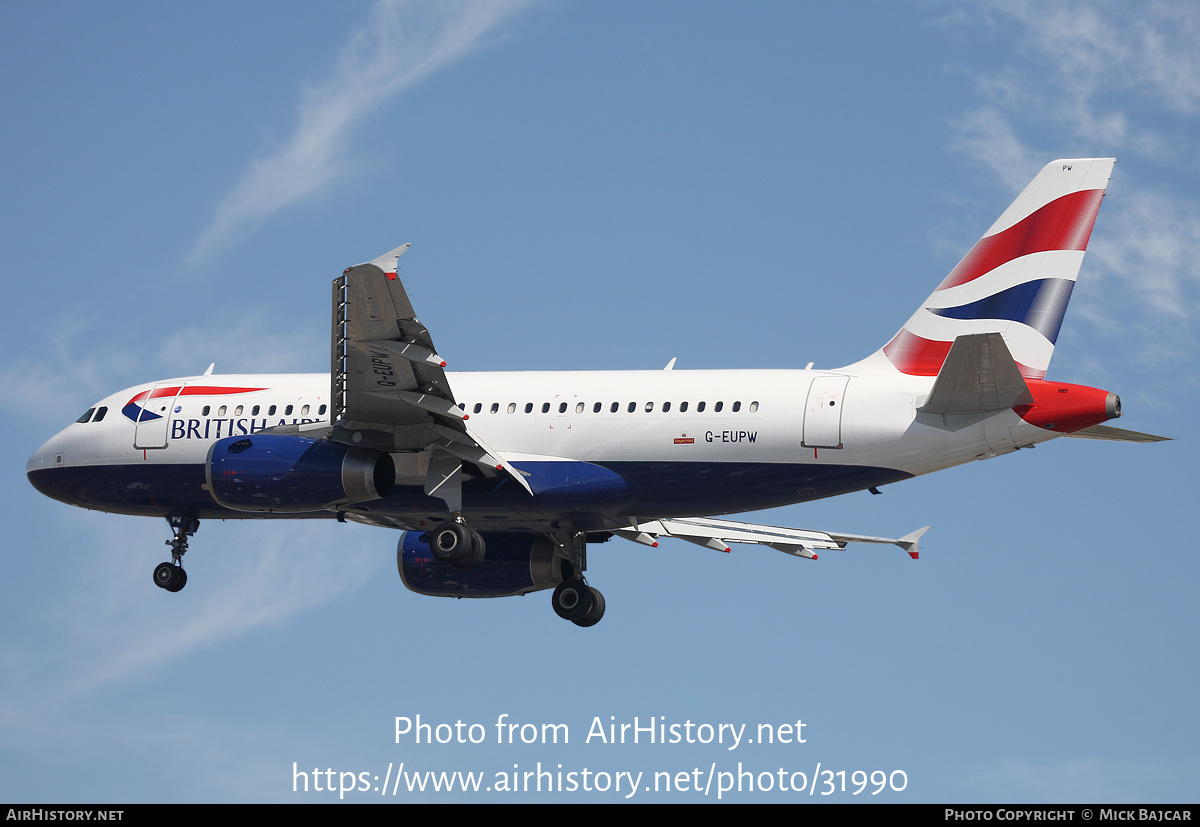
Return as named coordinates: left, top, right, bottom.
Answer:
left=329, top=245, right=531, bottom=500
left=615, top=516, right=929, bottom=559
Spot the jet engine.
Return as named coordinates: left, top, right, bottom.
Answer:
left=206, top=434, right=394, bottom=512
left=398, top=531, right=568, bottom=598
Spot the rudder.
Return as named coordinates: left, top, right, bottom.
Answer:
left=873, top=158, right=1115, bottom=379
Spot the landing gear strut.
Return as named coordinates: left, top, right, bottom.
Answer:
left=550, top=532, right=605, bottom=627
left=153, top=514, right=197, bottom=592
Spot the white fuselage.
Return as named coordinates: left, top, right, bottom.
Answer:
left=26, top=363, right=1058, bottom=531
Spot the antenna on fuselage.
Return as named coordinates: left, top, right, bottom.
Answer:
left=203, top=363, right=215, bottom=375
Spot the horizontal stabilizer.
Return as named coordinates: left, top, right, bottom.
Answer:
left=616, top=516, right=927, bottom=560
left=918, top=333, right=1033, bottom=415
left=1065, top=424, right=1172, bottom=443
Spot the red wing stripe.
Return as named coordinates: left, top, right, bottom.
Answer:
left=936, top=189, right=1104, bottom=291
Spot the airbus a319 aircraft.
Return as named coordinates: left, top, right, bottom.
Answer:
left=27, top=159, right=1166, bottom=627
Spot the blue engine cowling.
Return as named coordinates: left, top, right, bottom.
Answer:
left=398, top=530, right=569, bottom=598
left=206, top=434, right=394, bottom=513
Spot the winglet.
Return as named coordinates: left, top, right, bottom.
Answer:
left=367, top=243, right=411, bottom=279
left=897, top=526, right=931, bottom=559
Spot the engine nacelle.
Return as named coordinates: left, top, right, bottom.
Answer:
left=398, top=531, right=568, bottom=598
left=206, top=434, right=394, bottom=513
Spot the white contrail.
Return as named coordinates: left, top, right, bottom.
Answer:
left=189, top=0, right=531, bottom=266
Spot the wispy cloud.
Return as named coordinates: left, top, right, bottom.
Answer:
left=68, top=520, right=379, bottom=692
left=948, top=106, right=1040, bottom=192
left=948, top=1, right=1200, bottom=168
left=188, top=0, right=533, bottom=266
left=942, top=2, right=1200, bottom=369
left=0, top=516, right=380, bottom=698
left=984, top=0, right=1200, bottom=120
left=0, top=517, right=381, bottom=796
left=0, top=308, right=327, bottom=436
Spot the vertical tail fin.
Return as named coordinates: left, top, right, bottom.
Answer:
left=869, top=159, right=1115, bottom=379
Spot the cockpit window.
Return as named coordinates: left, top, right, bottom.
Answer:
left=92, top=406, right=107, bottom=422
left=76, top=408, right=96, bottom=424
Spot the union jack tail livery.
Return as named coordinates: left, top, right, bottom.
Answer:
left=877, top=158, right=1115, bottom=379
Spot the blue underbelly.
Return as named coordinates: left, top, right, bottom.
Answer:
left=28, top=459, right=912, bottom=525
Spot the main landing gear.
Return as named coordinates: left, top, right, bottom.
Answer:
left=429, top=520, right=486, bottom=569
left=550, top=532, right=605, bottom=628
left=153, top=514, right=198, bottom=593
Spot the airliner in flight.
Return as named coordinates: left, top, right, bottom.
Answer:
left=26, top=158, right=1165, bottom=626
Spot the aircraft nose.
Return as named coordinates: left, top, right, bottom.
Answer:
left=26, top=430, right=75, bottom=504
left=27, top=436, right=56, bottom=476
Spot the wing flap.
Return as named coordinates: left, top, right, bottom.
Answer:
left=616, top=517, right=928, bottom=560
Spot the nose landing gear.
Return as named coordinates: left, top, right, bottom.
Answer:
left=153, top=514, right=198, bottom=593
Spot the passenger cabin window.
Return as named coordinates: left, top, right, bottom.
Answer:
left=252, top=405, right=260, bottom=416
left=714, top=401, right=724, bottom=412
left=680, top=401, right=688, bottom=412
left=576, top=402, right=585, bottom=413
left=269, top=405, right=277, bottom=416
left=218, top=405, right=227, bottom=416
left=202, top=405, right=211, bottom=416
left=697, top=401, right=706, bottom=412
left=76, top=408, right=95, bottom=424
left=645, top=401, right=654, bottom=412
left=490, top=403, right=499, bottom=414
left=525, top=403, right=533, bottom=413
left=593, top=402, right=601, bottom=413
left=508, top=403, right=516, bottom=414
left=610, top=402, right=619, bottom=413
left=663, top=401, right=671, bottom=413
left=234, top=405, right=244, bottom=416
left=319, top=404, right=327, bottom=416
left=732, top=401, right=741, bottom=412
left=749, top=401, right=759, bottom=412
left=285, top=405, right=293, bottom=415
left=627, top=402, right=636, bottom=413
left=301, top=404, right=310, bottom=415
left=542, top=403, right=550, bottom=413
left=473, top=403, right=482, bottom=414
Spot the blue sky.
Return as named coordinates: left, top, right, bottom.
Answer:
left=2, top=1, right=1197, bottom=802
